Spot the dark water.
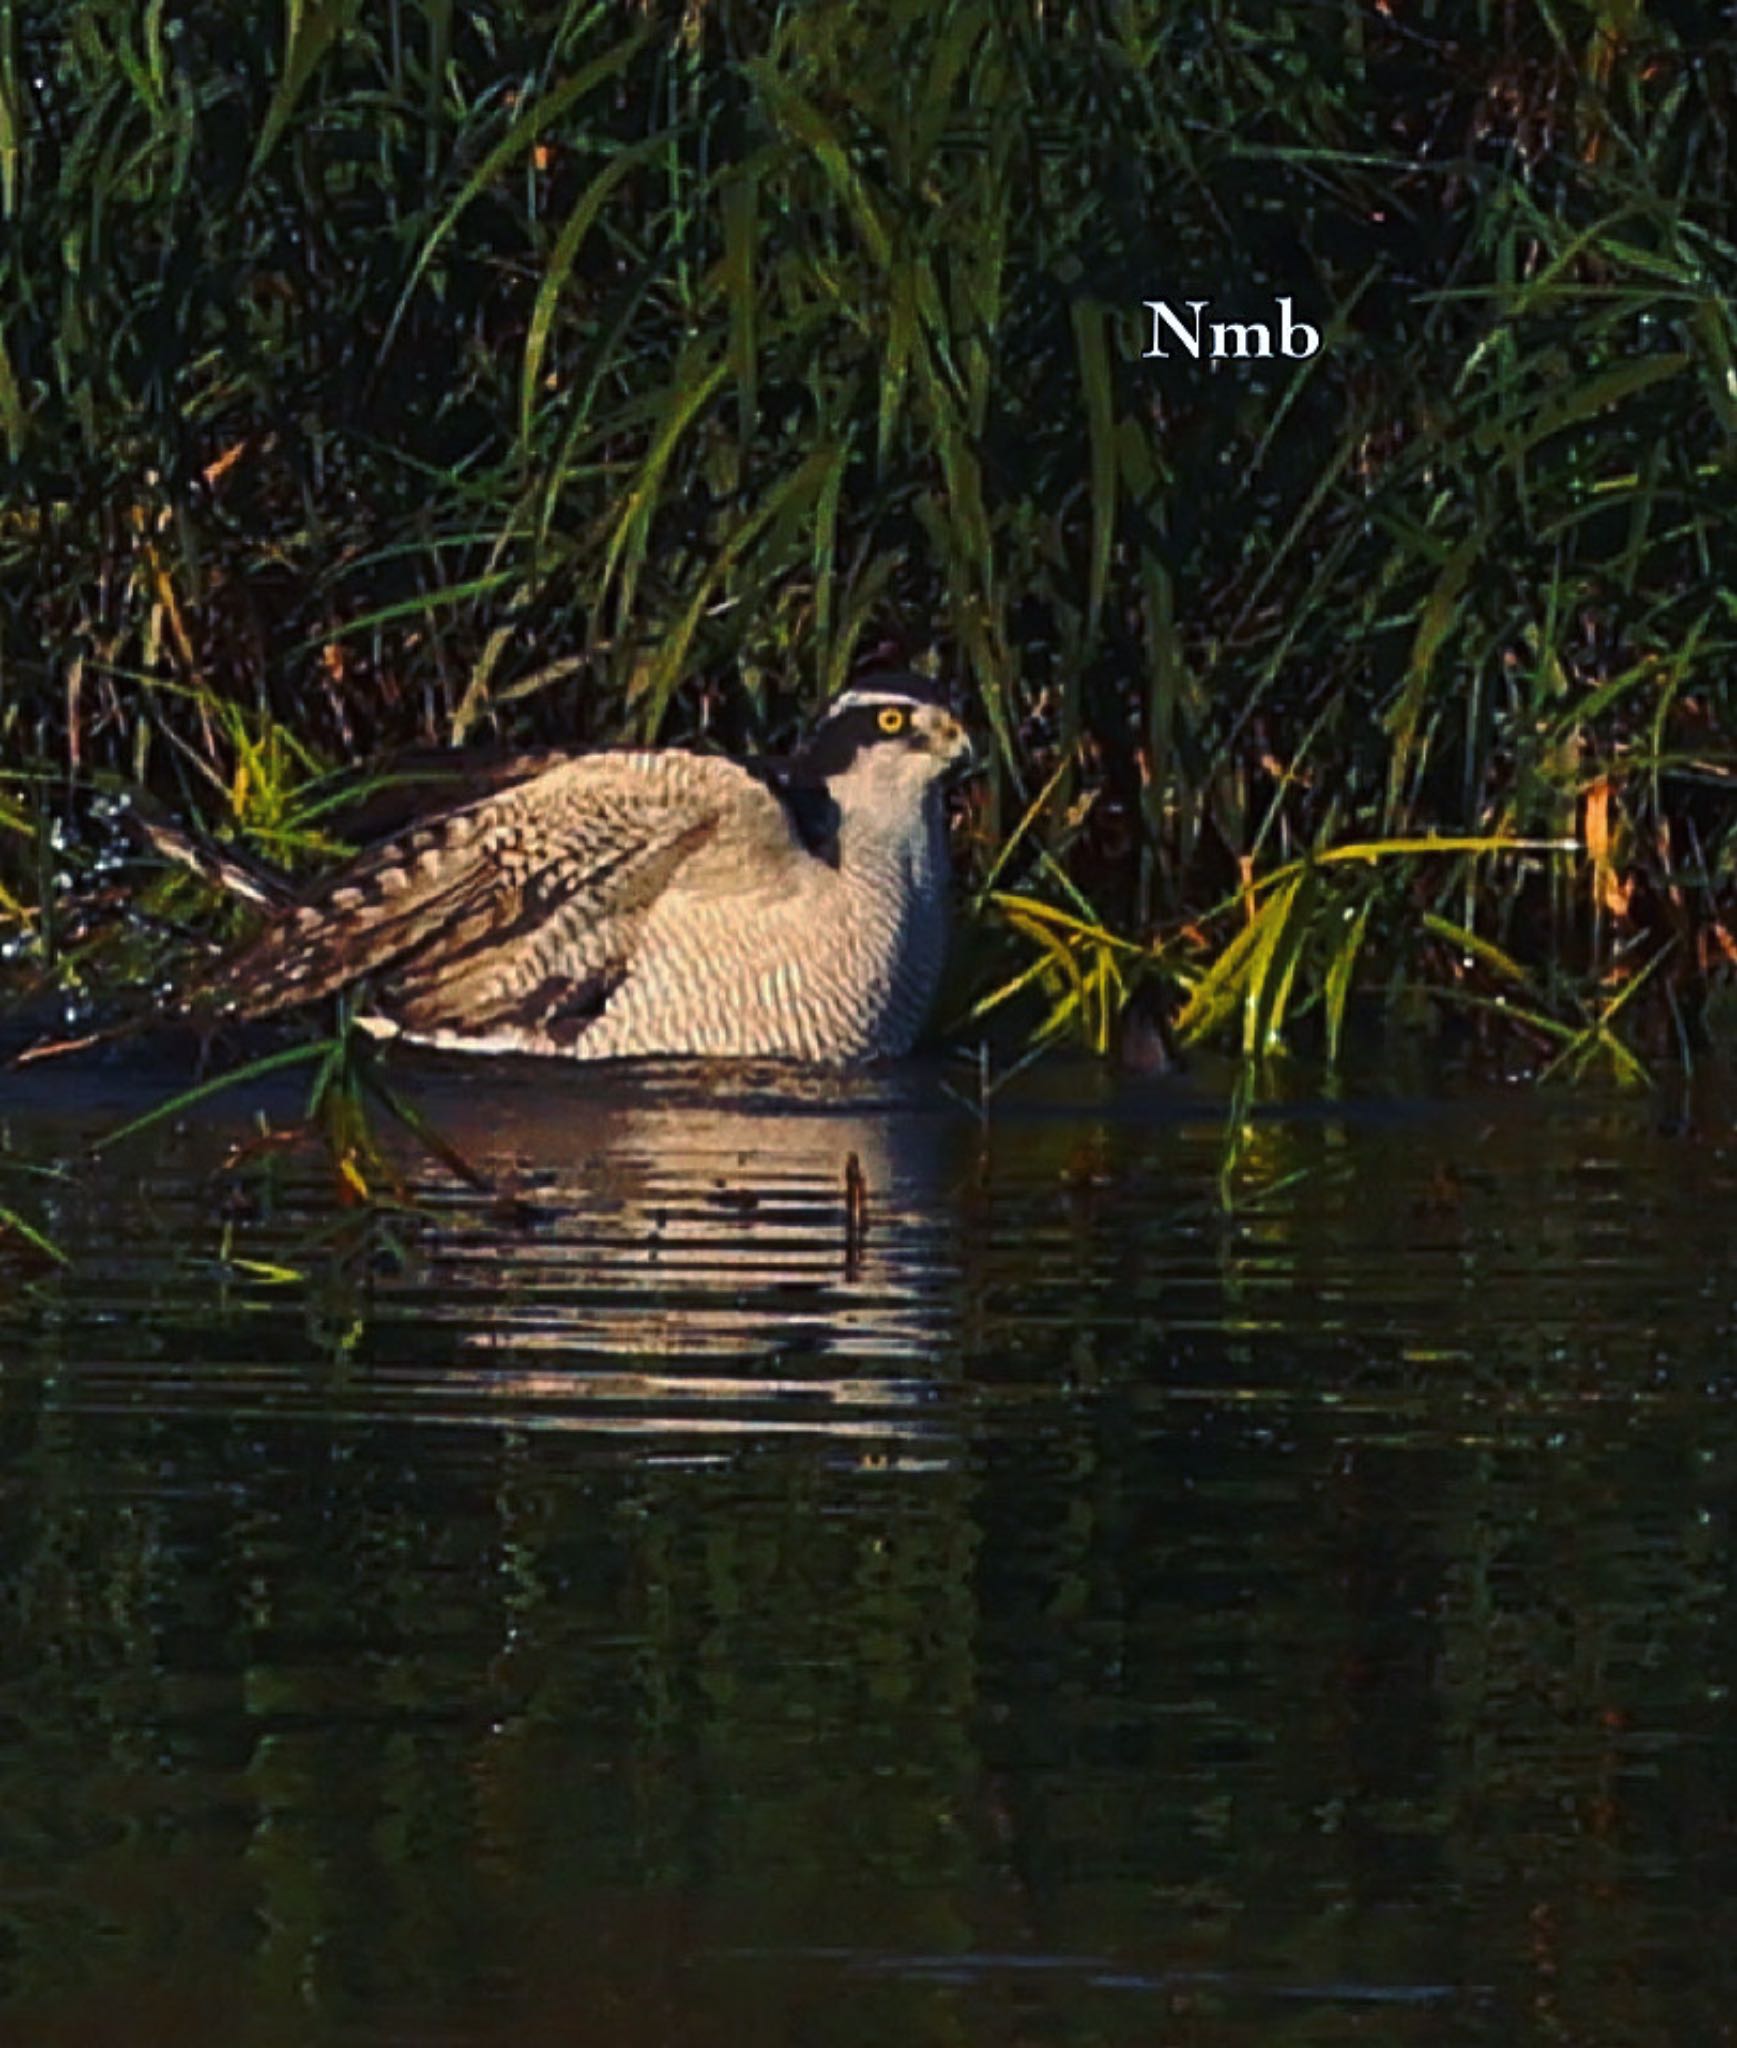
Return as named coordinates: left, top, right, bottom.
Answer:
left=3, top=1051, right=1737, bottom=2047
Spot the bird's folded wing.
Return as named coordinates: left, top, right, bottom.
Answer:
left=204, top=751, right=801, bottom=1024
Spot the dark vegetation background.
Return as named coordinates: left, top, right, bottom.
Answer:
left=2, top=0, right=1735, bottom=1070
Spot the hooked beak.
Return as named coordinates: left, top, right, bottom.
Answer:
left=915, top=702, right=978, bottom=778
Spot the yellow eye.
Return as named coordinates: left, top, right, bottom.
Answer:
left=876, top=706, right=907, bottom=734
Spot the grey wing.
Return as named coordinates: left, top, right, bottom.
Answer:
left=206, top=752, right=802, bottom=1038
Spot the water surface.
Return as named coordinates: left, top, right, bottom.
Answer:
left=3, top=1052, right=1735, bottom=2047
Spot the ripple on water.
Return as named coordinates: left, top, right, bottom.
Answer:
left=5, top=1056, right=1737, bottom=2048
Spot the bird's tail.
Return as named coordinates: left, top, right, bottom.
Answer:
left=124, top=803, right=290, bottom=912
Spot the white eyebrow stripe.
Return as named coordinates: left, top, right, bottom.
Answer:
left=825, top=689, right=944, bottom=715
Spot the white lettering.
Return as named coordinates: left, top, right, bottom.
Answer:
left=1142, top=297, right=1325, bottom=363
left=1211, top=321, right=1271, bottom=359
left=1277, top=296, right=1321, bottom=358
left=1143, top=300, right=1208, bottom=359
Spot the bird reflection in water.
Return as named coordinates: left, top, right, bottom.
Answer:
left=388, top=1060, right=965, bottom=1445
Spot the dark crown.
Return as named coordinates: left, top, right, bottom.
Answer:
left=789, top=672, right=951, bottom=783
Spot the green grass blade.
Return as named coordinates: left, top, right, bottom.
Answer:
left=1071, top=297, right=1116, bottom=638
left=90, top=1040, right=338, bottom=1155
left=378, top=23, right=655, bottom=370
left=252, top=0, right=362, bottom=174
left=519, top=132, right=672, bottom=448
